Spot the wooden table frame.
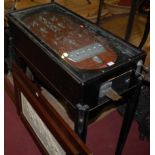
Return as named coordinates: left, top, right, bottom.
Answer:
left=8, top=3, right=145, bottom=154
left=73, top=74, right=143, bottom=155
left=13, top=59, right=143, bottom=155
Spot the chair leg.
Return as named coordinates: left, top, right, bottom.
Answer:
left=96, top=0, right=105, bottom=25
left=139, top=13, right=150, bottom=49
left=86, top=0, right=91, bottom=4
left=125, top=0, right=139, bottom=41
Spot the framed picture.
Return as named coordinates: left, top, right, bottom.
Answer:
left=12, top=62, right=92, bottom=155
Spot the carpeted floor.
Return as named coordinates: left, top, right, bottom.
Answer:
left=4, top=92, right=42, bottom=155
left=87, top=110, right=150, bottom=155
left=4, top=91, right=150, bottom=155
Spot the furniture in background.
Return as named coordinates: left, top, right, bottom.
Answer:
left=96, top=0, right=150, bottom=48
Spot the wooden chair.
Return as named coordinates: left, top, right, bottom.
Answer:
left=96, top=0, right=150, bottom=49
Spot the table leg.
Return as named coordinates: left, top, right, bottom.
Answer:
left=115, top=79, right=142, bottom=155
left=125, top=0, right=139, bottom=41
left=74, top=104, right=89, bottom=143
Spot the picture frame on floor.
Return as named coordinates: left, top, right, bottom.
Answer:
left=12, top=62, right=92, bottom=155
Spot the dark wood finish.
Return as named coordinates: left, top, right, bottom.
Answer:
left=75, top=104, right=89, bottom=142
left=4, top=75, right=15, bottom=103
left=8, top=4, right=146, bottom=154
left=8, top=3, right=146, bottom=108
left=115, top=79, right=142, bottom=155
left=12, top=62, right=92, bottom=155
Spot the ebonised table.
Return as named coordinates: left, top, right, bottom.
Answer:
left=8, top=3, right=146, bottom=155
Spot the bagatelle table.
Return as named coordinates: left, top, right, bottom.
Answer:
left=8, top=3, right=146, bottom=155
